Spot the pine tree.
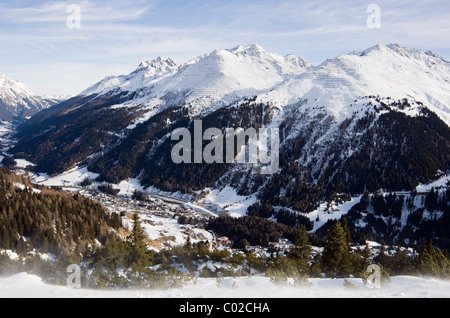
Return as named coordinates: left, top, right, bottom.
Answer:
left=290, top=225, right=312, bottom=273
left=418, top=240, right=450, bottom=278
left=184, top=236, right=192, bottom=251
left=127, top=211, right=151, bottom=274
left=391, top=246, right=411, bottom=275
left=354, top=243, right=371, bottom=276
left=374, top=244, right=388, bottom=268
left=341, top=217, right=352, bottom=246
left=321, top=222, right=353, bottom=278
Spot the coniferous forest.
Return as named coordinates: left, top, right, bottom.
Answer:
left=0, top=168, right=121, bottom=255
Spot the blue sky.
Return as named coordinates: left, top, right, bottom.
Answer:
left=0, top=0, right=449, bottom=96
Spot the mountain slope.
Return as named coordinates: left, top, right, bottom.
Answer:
left=0, top=74, right=58, bottom=121
left=9, top=43, right=450, bottom=247
left=12, top=43, right=450, bottom=186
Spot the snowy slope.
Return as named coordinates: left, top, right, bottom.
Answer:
left=257, top=44, right=450, bottom=125
left=1, top=272, right=450, bottom=298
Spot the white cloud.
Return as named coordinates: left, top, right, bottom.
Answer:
left=0, top=0, right=150, bottom=24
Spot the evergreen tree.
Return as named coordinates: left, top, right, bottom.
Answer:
left=353, top=244, right=371, bottom=277
left=418, top=240, right=450, bottom=278
left=127, top=211, right=152, bottom=274
left=341, top=217, right=352, bottom=246
left=391, top=247, right=408, bottom=275
left=374, top=244, right=388, bottom=268
left=184, top=236, right=192, bottom=251
left=321, top=222, right=353, bottom=278
left=290, top=225, right=312, bottom=273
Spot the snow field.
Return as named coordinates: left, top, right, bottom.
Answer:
left=1, top=272, right=450, bottom=298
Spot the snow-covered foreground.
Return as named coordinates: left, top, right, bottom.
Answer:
left=1, top=272, right=449, bottom=298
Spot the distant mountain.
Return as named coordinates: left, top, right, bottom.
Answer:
left=0, top=74, right=59, bottom=121
left=10, top=43, right=450, bottom=248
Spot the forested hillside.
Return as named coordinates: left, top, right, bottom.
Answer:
left=0, top=167, right=122, bottom=264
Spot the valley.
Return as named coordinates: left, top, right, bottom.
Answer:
left=0, top=43, right=450, bottom=295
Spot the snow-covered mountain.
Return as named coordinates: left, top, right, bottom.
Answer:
left=72, top=43, right=450, bottom=126
left=256, top=43, right=450, bottom=125
left=0, top=74, right=58, bottom=121
left=80, top=44, right=312, bottom=115
left=80, top=57, right=179, bottom=97
left=10, top=43, right=450, bottom=248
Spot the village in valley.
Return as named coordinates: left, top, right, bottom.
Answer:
left=7, top=161, right=299, bottom=260
left=72, top=186, right=293, bottom=258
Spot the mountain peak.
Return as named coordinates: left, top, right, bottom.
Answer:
left=358, top=43, right=447, bottom=63
left=357, top=43, right=413, bottom=56
left=0, top=74, right=36, bottom=97
left=358, top=43, right=390, bottom=56
left=134, top=57, right=178, bottom=80
left=231, top=43, right=266, bottom=55
left=81, top=57, right=179, bottom=96
left=386, top=43, right=424, bottom=57
left=136, top=57, right=177, bottom=71
left=0, top=73, right=55, bottom=121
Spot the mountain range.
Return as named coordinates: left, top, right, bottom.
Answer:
left=7, top=43, right=450, bottom=248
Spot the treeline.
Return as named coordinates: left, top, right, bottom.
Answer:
left=90, top=106, right=191, bottom=185
left=257, top=105, right=450, bottom=215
